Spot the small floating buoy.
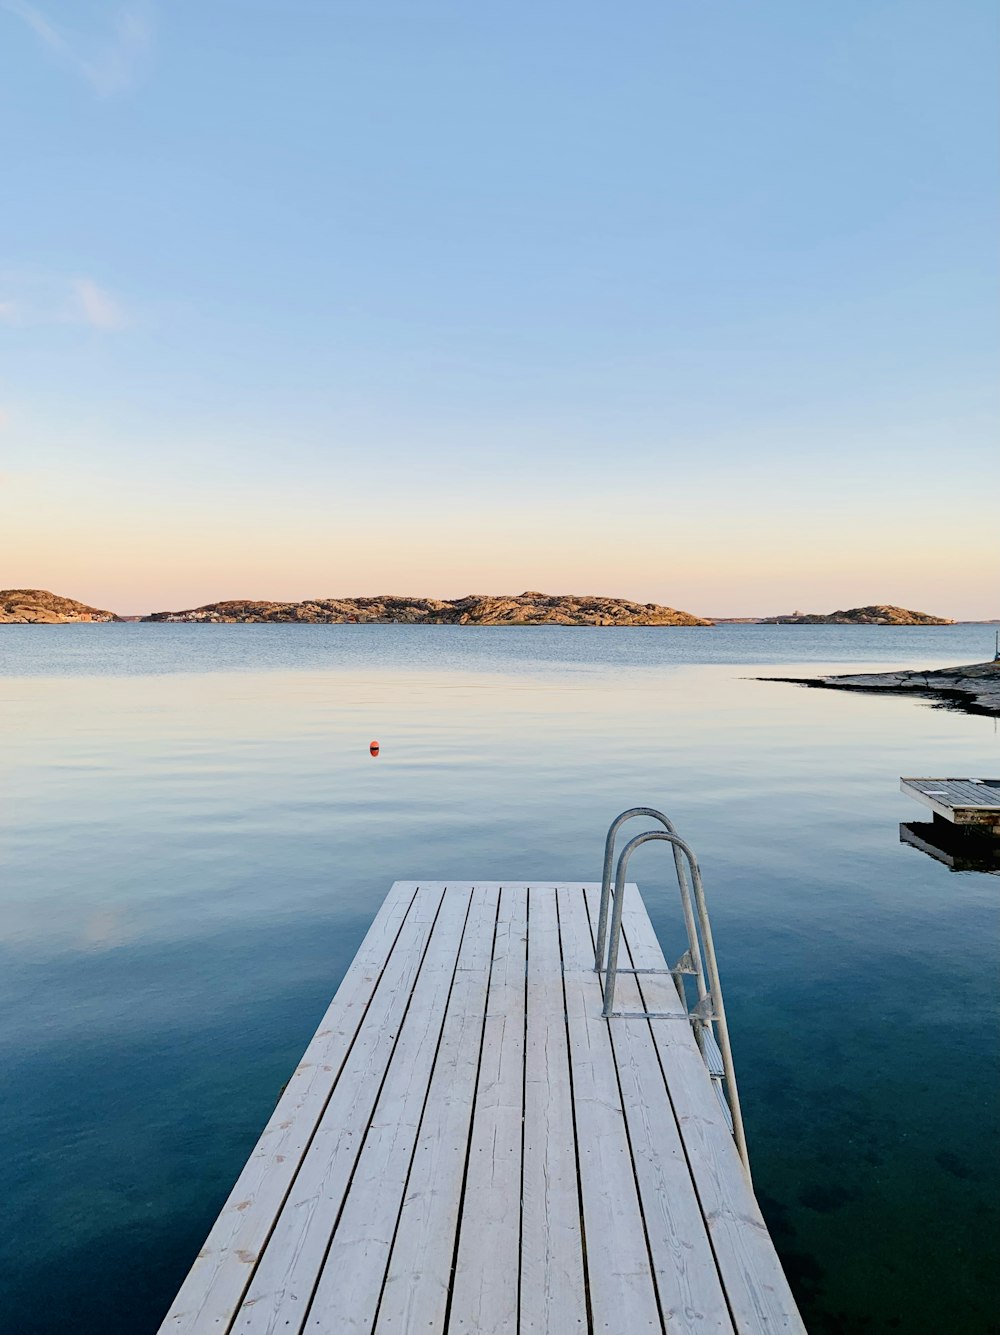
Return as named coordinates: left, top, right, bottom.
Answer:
left=369, top=740, right=380, bottom=757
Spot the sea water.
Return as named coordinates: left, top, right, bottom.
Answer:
left=1, top=623, right=997, bottom=1334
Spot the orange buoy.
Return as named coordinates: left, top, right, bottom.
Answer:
left=369, top=740, right=380, bottom=756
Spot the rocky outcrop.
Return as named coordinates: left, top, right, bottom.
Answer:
left=144, top=592, right=711, bottom=626
left=0, top=589, right=119, bottom=623
left=762, top=605, right=952, bottom=625
left=759, top=661, right=1000, bottom=717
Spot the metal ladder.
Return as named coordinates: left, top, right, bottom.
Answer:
left=594, top=808, right=750, bottom=1174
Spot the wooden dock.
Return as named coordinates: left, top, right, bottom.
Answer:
left=159, top=882, right=805, bottom=1335
left=900, top=778, right=1000, bottom=834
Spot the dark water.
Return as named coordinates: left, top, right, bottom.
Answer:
left=1, top=624, right=997, bottom=1334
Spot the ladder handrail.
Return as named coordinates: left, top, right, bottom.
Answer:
left=601, top=825, right=750, bottom=1175
left=595, top=808, right=708, bottom=1016
left=594, top=807, right=703, bottom=1012
left=595, top=807, right=674, bottom=973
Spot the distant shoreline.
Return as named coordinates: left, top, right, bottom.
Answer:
left=8, top=618, right=989, bottom=628
left=0, top=588, right=978, bottom=626
left=82, top=619, right=995, bottom=627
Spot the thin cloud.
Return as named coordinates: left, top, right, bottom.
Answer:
left=73, top=278, right=127, bottom=330
left=0, top=274, right=128, bottom=330
left=2, top=1, right=152, bottom=97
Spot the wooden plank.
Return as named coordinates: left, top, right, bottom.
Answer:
left=557, top=883, right=663, bottom=1335
left=373, top=885, right=501, bottom=1335
left=901, top=778, right=1000, bottom=817
left=937, top=783, right=998, bottom=810
left=902, top=788, right=957, bottom=821
left=228, top=886, right=470, bottom=1335
left=519, top=887, right=588, bottom=1333
left=934, top=779, right=1000, bottom=806
left=158, top=881, right=425, bottom=1334
left=581, top=886, right=735, bottom=1335
left=447, top=886, right=529, bottom=1335
left=619, top=886, right=807, bottom=1335
left=945, top=781, right=1000, bottom=806
left=900, top=780, right=956, bottom=821
left=305, top=887, right=493, bottom=1332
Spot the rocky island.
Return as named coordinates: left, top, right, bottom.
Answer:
left=760, top=660, right=1000, bottom=717
left=761, top=605, right=952, bottom=625
left=143, top=592, right=711, bottom=626
left=1, top=588, right=968, bottom=632
left=0, top=589, right=119, bottom=623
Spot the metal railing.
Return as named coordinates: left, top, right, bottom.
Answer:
left=594, top=808, right=750, bottom=1174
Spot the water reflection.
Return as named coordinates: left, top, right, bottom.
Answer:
left=900, top=821, right=1000, bottom=874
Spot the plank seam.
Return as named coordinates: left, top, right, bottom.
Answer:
left=516, top=886, right=530, bottom=1334
left=441, top=890, right=503, bottom=1334
left=579, top=890, right=667, bottom=1335
left=217, top=881, right=424, bottom=1335
left=368, top=885, right=483, bottom=1331
left=555, top=887, right=595, bottom=1335
left=294, top=883, right=459, bottom=1335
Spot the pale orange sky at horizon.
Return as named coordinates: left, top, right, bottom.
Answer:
left=2, top=472, right=995, bottom=619
left=3, top=412, right=996, bottom=618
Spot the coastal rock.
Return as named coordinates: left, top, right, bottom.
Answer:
left=0, top=589, right=120, bottom=623
left=759, top=660, right=1000, bottom=717
left=143, top=592, right=711, bottom=626
left=761, top=605, right=952, bottom=625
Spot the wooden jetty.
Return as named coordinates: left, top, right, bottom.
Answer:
left=159, top=881, right=805, bottom=1335
left=900, top=777, right=1000, bottom=835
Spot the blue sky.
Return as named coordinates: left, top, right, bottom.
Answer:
left=1, top=0, right=997, bottom=615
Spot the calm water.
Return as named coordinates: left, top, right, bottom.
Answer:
left=1, top=624, right=997, bottom=1335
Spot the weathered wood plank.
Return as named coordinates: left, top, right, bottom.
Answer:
left=945, top=780, right=1000, bottom=806
left=447, top=886, right=529, bottom=1335
left=158, top=881, right=423, bottom=1334
left=620, top=886, right=807, bottom=1335
left=925, top=779, right=999, bottom=807
left=373, top=885, right=501, bottom=1335
left=305, top=888, right=494, bottom=1332
left=581, top=885, right=735, bottom=1335
left=557, top=883, right=663, bottom=1335
left=229, top=886, right=470, bottom=1335
left=901, top=777, right=1000, bottom=823
left=519, top=886, right=588, bottom=1333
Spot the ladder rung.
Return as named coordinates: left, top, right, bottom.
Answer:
left=699, top=1025, right=725, bottom=1077
left=601, top=967, right=673, bottom=975
left=604, top=1009, right=692, bottom=1020
left=712, top=1076, right=734, bottom=1133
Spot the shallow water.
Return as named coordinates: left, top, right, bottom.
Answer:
left=1, top=624, right=997, bottom=1334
